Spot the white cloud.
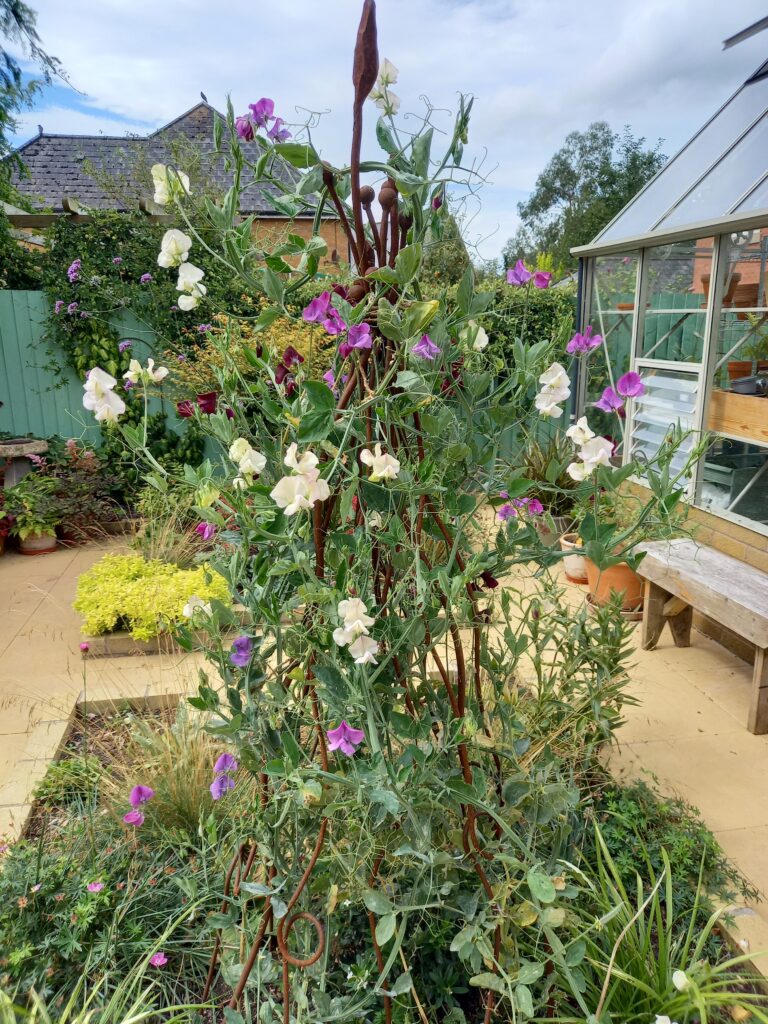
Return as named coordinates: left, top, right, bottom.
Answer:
left=14, top=104, right=152, bottom=141
left=8, top=0, right=768, bottom=260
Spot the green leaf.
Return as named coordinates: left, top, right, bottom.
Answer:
left=281, top=730, right=302, bottom=769
left=363, top=889, right=395, bottom=915
left=515, top=983, right=534, bottom=1017
left=339, top=479, right=358, bottom=523
left=298, top=167, right=324, bottom=196
left=456, top=266, right=474, bottom=315
left=516, top=962, right=545, bottom=985
left=376, top=118, right=398, bottom=156
left=375, top=914, right=397, bottom=946
left=527, top=869, right=557, bottom=904
left=387, top=972, right=413, bottom=997
left=565, top=939, right=586, bottom=967
left=261, top=268, right=285, bottom=304
left=303, top=379, right=336, bottom=413
left=297, top=409, right=334, bottom=443
left=394, top=370, right=423, bottom=391
left=273, top=142, right=320, bottom=168
left=368, top=266, right=399, bottom=286
left=239, top=881, right=273, bottom=897
left=402, top=300, right=439, bottom=338
left=393, top=171, right=425, bottom=197
left=411, top=128, right=433, bottom=178
left=377, top=299, right=403, bottom=342
left=469, top=972, right=505, bottom=994
left=395, top=243, right=422, bottom=286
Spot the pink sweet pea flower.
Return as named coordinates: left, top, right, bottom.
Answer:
left=195, top=522, right=216, bottom=541
left=303, top=291, right=331, bottom=323
left=123, top=809, right=145, bottom=827
left=347, top=323, right=372, bottom=350
left=527, top=498, right=545, bottom=516
left=497, top=503, right=517, bottom=522
left=249, top=98, right=275, bottom=127
left=267, top=118, right=291, bottom=142
left=412, top=334, right=441, bottom=360
left=214, top=752, right=238, bottom=774
left=129, top=785, right=155, bottom=808
left=506, top=260, right=533, bottom=286
left=326, top=720, right=365, bottom=756
left=235, top=115, right=255, bottom=141
left=594, top=387, right=623, bottom=413
left=616, top=371, right=645, bottom=397
left=150, top=952, right=168, bottom=967
left=533, top=271, right=552, bottom=289
left=566, top=326, right=603, bottom=355
left=323, top=369, right=336, bottom=389
left=323, top=307, right=346, bottom=337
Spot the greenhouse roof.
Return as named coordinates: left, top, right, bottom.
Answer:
left=574, top=58, right=768, bottom=257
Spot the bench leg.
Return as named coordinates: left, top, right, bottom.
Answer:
left=668, top=603, right=693, bottom=648
left=641, top=581, right=669, bottom=650
left=748, top=648, right=768, bottom=735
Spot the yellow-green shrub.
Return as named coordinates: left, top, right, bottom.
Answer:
left=74, top=553, right=230, bottom=640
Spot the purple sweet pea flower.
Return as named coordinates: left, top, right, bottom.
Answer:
left=235, top=115, right=255, bottom=141
left=323, top=369, right=336, bottom=388
left=412, top=334, right=441, bottom=360
left=214, top=752, right=238, bottom=774
left=67, top=259, right=81, bottom=283
left=347, top=322, right=372, bottom=350
left=118, top=339, right=132, bottom=352
left=123, top=382, right=133, bottom=392
left=499, top=491, right=509, bottom=499
left=432, top=194, right=443, bottom=211
left=195, top=522, right=216, bottom=541
left=303, top=291, right=331, bottom=323
left=533, top=271, right=552, bottom=289
left=326, top=720, right=365, bottom=757
left=67, top=302, right=78, bottom=314
left=338, top=342, right=352, bottom=359
left=87, top=882, right=104, bottom=892
left=197, top=323, right=214, bottom=334
left=230, top=635, right=254, bottom=668
left=140, top=273, right=152, bottom=284
left=210, top=773, right=235, bottom=800
left=497, top=503, right=517, bottom=522
left=123, top=809, right=145, bottom=827
left=616, top=371, right=645, bottom=398
left=566, top=326, right=603, bottom=355
left=150, top=952, right=168, bottom=968
left=79, top=311, right=90, bottom=319
left=267, top=117, right=291, bottom=142
left=112, top=256, right=122, bottom=265
left=594, top=387, right=623, bottom=413
left=506, top=259, right=532, bottom=286
left=249, top=98, right=275, bottom=127
left=323, top=307, right=346, bottom=337
left=527, top=498, right=544, bottom=515
left=54, top=300, right=64, bottom=314
left=129, top=785, right=155, bottom=808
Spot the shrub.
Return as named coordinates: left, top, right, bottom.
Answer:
left=73, top=553, right=230, bottom=640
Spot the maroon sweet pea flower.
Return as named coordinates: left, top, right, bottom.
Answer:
left=480, top=571, right=499, bottom=589
left=432, top=193, right=443, bottom=211
left=506, top=260, right=532, bottom=286
left=327, top=720, right=365, bottom=756
left=440, top=357, right=464, bottom=396
left=338, top=342, right=352, bottom=359
left=331, top=283, right=349, bottom=300
left=197, top=392, right=218, bottom=414
left=281, top=346, right=304, bottom=368
left=235, top=115, right=255, bottom=141
left=284, top=376, right=298, bottom=397
left=177, top=400, right=194, bottom=418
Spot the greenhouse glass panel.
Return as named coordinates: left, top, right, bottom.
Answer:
left=734, top=173, right=768, bottom=214
left=640, top=238, right=713, bottom=363
left=595, top=76, right=768, bottom=243
left=698, top=436, right=768, bottom=528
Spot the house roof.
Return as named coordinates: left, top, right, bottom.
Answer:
left=574, top=58, right=768, bottom=257
left=8, top=102, right=310, bottom=217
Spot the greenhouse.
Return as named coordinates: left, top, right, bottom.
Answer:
left=573, top=53, right=768, bottom=535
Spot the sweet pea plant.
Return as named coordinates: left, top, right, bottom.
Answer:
left=79, top=3, right=699, bottom=1020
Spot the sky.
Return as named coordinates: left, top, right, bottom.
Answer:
left=7, top=0, right=768, bottom=262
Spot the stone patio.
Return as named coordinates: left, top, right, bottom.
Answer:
left=0, top=539, right=766, bottom=966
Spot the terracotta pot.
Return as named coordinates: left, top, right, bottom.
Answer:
left=585, top=558, right=643, bottom=611
left=728, top=360, right=754, bottom=382
left=19, top=530, right=57, bottom=555
left=559, top=532, right=588, bottom=584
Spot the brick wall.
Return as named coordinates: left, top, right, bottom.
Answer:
left=628, top=482, right=767, bottom=663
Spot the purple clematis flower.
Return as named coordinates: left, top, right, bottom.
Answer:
left=112, top=256, right=122, bottom=265
left=210, top=773, right=235, bottom=800
left=140, top=273, right=153, bottom=284
left=267, top=117, right=291, bottom=142
left=214, top=752, right=238, bottom=774
left=235, top=115, right=255, bottom=141
left=617, top=371, right=645, bottom=397
left=566, top=326, right=603, bottom=355
left=594, top=387, right=623, bottom=413
left=303, top=291, right=331, bottom=323
left=129, top=785, right=155, bottom=808
left=118, top=339, right=132, bottom=352
left=412, top=334, right=441, bottom=360
left=197, top=323, right=214, bottom=333
left=497, top=503, right=517, bottom=522
left=195, top=522, right=216, bottom=541
left=249, top=98, right=275, bottom=127
left=347, top=322, right=372, bottom=350
left=327, top=720, right=365, bottom=757
left=123, top=809, right=145, bottom=827
left=533, top=271, right=552, bottom=289
left=67, top=302, right=79, bottom=314
left=506, top=260, right=532, bottom=286
left=230, top=635, right=254, bottom=668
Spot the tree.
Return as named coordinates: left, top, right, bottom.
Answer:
left=503, top=122, right=665, bottom=274
left=1, top=0, right=63, bottom=201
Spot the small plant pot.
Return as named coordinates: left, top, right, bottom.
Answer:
left=585, top=558, right=643, bottom=611
left=19, top=530, right=58, bottom=555
left=728, top=360, right=754, bottom=382
left=559, top=532, right=588, bottom=584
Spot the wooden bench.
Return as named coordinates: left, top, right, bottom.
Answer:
left=637, top=539, right=768, bottom=734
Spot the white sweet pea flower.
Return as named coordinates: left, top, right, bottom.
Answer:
left=535, top=386, right=569, bottom=418
left=82, top=367, right=126, bottom=424
left=151, top=163, right=190, bottom=206
left=270, top=475, right=313, bottom=515
left=338, top=598, right=375, bottom=637
left=229, top=438, right=266, bottom=478
left=284, top=442, right=319, bottom=475
left=360, top=443, right=400, bottom=483
left=269, top=446, right=329, bottom=514
left=565, top=416, right=595, bottom=446
left=123, top=358, right=169, bottom=385
left=182, top=595, right=211, bottom=618
left=333, top=626, right=356, bottom=647
left=369, top=85, right=400, bottom=114
left=123, top=359, right=144, bottom=385
left=460, top=320, right=489, bottom=352
left=176, top=262, right=207, bottom=310
left=232, top=476, right=248, bottom=491
left=539, top=362, right=570, bottom=391
left=566, top=461, right=591, bottom=482
left=349, top=634, right=379, bottom=665
left=378, top=58, right=398, bottom=86
left=157, top=229, right=192, bottom=268
left=579, top=435, right=613, bottom=471
left=655, top=1017, right=678, bottom=1024
left=671, top=970, right=690, bottom=993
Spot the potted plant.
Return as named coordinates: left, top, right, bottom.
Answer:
left=518, top=434, right=579, bottom=546
left=3, top=475, right=61, bottom=554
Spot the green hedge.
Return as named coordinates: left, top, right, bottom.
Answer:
left=478, top=279, right=577, bottom=358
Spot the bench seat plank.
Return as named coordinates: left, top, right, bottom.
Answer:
left=638, top=539, right=768, bottom=648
